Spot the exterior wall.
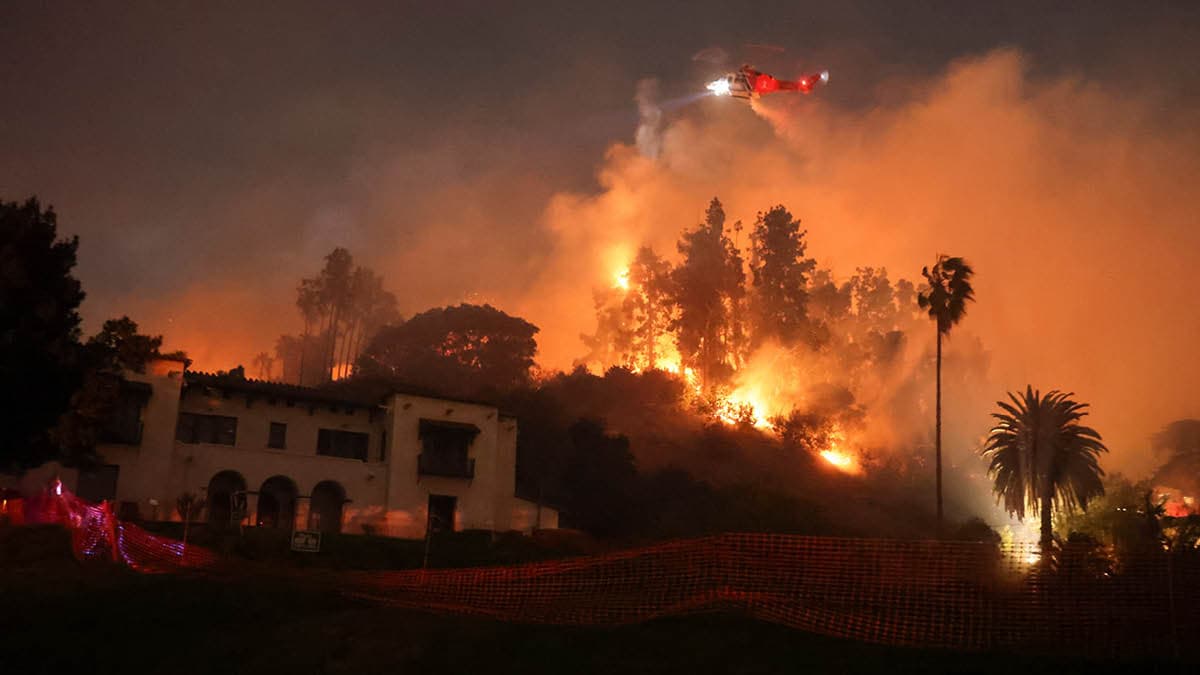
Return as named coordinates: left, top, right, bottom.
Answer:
left=95, top=358, right=186, bottom=519
left=57, top=360, right=545, bottom=538
left=381, top=393, right=509, bottom=538
left=171, top=382, right=386, bottom=530
left=510, top=498, right=560, bottom=533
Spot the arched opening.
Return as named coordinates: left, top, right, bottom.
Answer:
left=206, top=470, right=247, bottom=526
left=256, top=475, right=297, bottom=529
left=309, top=481, right=346, bottom=533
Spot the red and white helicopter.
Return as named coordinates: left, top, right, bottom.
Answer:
left=707, top=64, right=829, bottom=100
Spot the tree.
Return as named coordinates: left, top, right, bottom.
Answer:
left=0, top=198, right=86, bottom=471
left=579, top=286, right=633, bottom=370
left=252, top=351, right=274, bottom=380
left=917, top=254, right=975, bottom=533
left=560, top=418, right=640, bottom=538
left=357, top=304, right=539, bottom=397
left=1150, top=419, right=1200, bottom=498
left=53, top=317, right=176, bottom=466
left=284, top=249, right=398, bottom=385
left=295, top=278, right=322, bottom=385
left=670, top=198, right=745, bottom=390
left=749, top=205, right=816, bottom=346
left=315, top=248, right=355, bottom=380
left=982, top=387, right=1108, bottom=549
left=623, top=246, right=673, bottom=370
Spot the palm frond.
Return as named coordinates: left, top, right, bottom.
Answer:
left=981, top=386, right=1108, bottom=526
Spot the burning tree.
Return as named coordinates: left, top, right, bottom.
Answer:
left=749, top=205, right=817, bottom=348
left=623, top=246, right=673, bottom=371
left=670, top=198, right=745, bottom=390
left=278, top=248, right=398, bottom=385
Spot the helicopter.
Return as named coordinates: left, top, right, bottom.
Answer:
left=706, top=64, right=829, bottom=100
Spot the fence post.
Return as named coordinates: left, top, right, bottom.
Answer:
left=104, top=501, right=120, bottom=563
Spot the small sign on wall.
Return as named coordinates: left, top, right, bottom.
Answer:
left=290, top=530, right=321, bottom=553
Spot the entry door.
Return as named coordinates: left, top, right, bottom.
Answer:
left=426, top=494, right=457, bottom=535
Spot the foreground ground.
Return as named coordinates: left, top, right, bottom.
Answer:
left=0, top=561, right=1185, bottom=675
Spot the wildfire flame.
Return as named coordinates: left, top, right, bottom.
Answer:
left=819, top=430, right=861, bottom=474
left=614, top=268, right=630, bottom=290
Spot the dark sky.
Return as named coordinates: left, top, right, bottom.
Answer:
left=4, top=2, right=1197, bottom=301
left=3, top=2, right=1200, bottom=474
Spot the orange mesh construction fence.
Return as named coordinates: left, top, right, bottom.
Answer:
left=8, top=489, right=1198, bottom=657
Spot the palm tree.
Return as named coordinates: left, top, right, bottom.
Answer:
left=982, top=387, right=1108, bottom=549
left=917, top=255, right=975, bottom=533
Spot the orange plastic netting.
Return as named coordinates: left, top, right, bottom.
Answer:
left=6, top=488, right=1197, bottom=657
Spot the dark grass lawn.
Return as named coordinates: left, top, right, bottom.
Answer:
left=0, top=563, right=1182, bottom=675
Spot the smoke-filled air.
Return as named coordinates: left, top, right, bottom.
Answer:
left=15, top=35, right=1200, bottom=540
left=126, top=50, right=1194, bottom=474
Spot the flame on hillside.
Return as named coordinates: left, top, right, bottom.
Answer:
left=819, top=430, right=861, bottom=474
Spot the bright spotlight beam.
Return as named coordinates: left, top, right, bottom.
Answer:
left=706, top=78, right=731, bottom=96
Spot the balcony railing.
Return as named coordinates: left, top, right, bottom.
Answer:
left=418, top=452, right=475, bottom=479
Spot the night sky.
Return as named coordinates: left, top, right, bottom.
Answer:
left=3, top=2, right=1199, bottom=472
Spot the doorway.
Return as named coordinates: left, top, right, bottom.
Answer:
left=426, top=494, right=456, bottom=535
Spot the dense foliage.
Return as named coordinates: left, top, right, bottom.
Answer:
left=0, top=198, right=85, bottom=470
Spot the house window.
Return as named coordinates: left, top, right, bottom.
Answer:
left=77, top=465, right=119, bottom=503
left=317, top=429, right=369, bottom=461
left=268, top=422, right=287, bottom=449
left=100, top=380, right=151, bottom=445
left=175, top=413, right=238, bottom=445
left=417, top=419, right=478, bottom=479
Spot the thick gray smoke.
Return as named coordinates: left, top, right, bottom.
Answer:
left=634, top=78, right=664, bottom=159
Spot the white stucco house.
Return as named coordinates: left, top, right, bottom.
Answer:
left=16, top=356, right=558, bottom=538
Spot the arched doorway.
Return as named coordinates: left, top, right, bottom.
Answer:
left=309, top=481, right=346, bottom=533
left=256, top=475, right=297, bottom=529
left=207, top=470, right=247, bottom=526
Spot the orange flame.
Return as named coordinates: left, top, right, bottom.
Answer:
left=819, top=430, right=862, bottom=474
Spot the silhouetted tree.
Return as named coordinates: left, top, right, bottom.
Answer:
left=847, top=267, right=898, bottom=335
left=579, top=286, right=633, bottom=370
left=560, top=418, right=640, bottom=538
left=505, top=386, right=571, bottom=527
left=1150, top=419, right=1200, bottom=497
left=295, top=277, right=322, bottom=385
left=749, top=205, right=816, bottom=346
left=252, top=351, right=274, bottom=380
left=0, top=198, right=86, bottom=471
left=982, top=387, right=1108, bottom=549
left=357, top=304, right=538, bottom=397
left=671, top=198, right=745, bottom=389
left=340, top=267, right=399, bottom=380
left=624, top=246, right=673, bottom=369
left=918, top=254, right=975, bottom=532
left=53, top=317, right=176, bottom=466
left=805, top=268, right=851, bottom=349
left=315, top=248, right=354, bottom=379
left=285, top=248, right=398, bottom=385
